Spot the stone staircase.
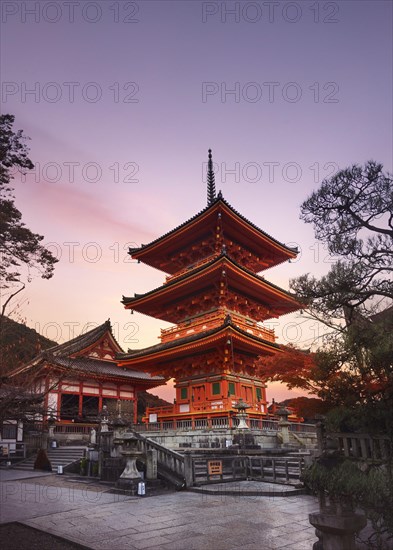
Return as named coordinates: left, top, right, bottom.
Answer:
left=11, top=446, right=86, bottom=472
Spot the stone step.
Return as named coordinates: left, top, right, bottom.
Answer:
left=11, top=447, right=86, bottom=471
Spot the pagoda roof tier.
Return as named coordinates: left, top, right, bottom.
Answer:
left=129, top=196, right=297, bottom=274
left=122, top=254, right=301, bottom=323
left=117, top=317, right=281, bottom=375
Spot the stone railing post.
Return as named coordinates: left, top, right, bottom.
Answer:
left=146, top=449, right=157, bottom=480
left=183, top=453, right=194, bottom=488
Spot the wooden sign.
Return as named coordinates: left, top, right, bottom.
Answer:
left=208, top=460, right=222, bottom=475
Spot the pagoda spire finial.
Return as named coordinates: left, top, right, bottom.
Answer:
left=207, top=148, right=216, bottom=205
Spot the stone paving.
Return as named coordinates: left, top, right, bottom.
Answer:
left=0, top=470, right=319, bottom=549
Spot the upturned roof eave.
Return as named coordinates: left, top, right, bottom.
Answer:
left=122, top=253, right=301, bottom=311
left=44, top=320, right=124, bottom=357
left=117, top=319, right=281, bottom=365
left=129, top=197, right=298, bottom=262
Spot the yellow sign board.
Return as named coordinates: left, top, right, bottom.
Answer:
left=208, top=460, right=223, bottom=475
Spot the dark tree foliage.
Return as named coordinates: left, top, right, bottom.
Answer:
left=292, top=161, right=392, bottom=324
left=0, top=115, right=58, bottom=320
left=292, top=162, right=392, bottom=411
left=261, top=162, right=392, bottom=416
left=286, top=162, right=393, bottom=547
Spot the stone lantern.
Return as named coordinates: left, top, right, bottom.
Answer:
left=99, top=405, right=109, bottom=433
left=116, top=433, right=144, bottom=491
left=276, top=407, right=291, bottom=445
left=233, top=398, right=251, bottom=430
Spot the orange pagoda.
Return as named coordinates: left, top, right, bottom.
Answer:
left=118, top=150, right=301, bottom=426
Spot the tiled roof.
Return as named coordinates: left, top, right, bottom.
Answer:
left=51, top=356, right=165, bottom=382
left=8, top=320, right=165, bottom=386
left=118, top=317, right=280, bottom=360
left=46, top=320, right=123, bottom=356
left=129, top=196, right=298, bottom=256
left=122, top=252, right=299, bottom=306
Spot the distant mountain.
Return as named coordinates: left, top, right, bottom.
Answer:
left=0, top=317, right=57, bottom=376
left=137, top=391, right=171, bottom=421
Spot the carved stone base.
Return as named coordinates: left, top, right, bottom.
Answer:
left=116, top=478, right=140, bottom=492
left=309, top=509, right=367, bottom=550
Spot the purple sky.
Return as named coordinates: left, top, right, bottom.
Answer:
left=1, top=1, right=392, bottom=402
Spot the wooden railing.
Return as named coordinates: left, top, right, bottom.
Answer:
left=160, top=310, right=275, bottom=343
left=140, top=415, right=315, bottom=435
left=190, top=455, right=248, bottom=485
left=160, top=310, right=226, bottom=342
left=145, top=397, right=268, bottom=419
left=330, top=432, right=391, bottom=461
left=289, top=423, right=317, bottom=433
left=164, top=253, right=219, bottom=284
left=249, top=418, right=279, bottom=431
left=248, top=456, right=305, bottom=483
left=186, top=454, right=305, bottom=486
left=136, top=419, right=235, bottom=432
left=135, top=418, right=284, bottom=432
left=54, top=422, right=97, bottom=435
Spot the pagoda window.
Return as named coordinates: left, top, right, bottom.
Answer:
left=228, top=382, right=236, bottom=396
left=82, top=396, right=99, bottom=419
left=241, top=385, right=253, bottom=403
left=60, top=394, right=79, bottom=420
left=256, top=387, right=262, bottom=401
left=180, top=387, right=188, bottom=400
left=212, top=382, right=221, bottom=396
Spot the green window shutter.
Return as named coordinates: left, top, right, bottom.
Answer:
left=180, top=387, right=188, bottom=400
left=212, top=382, right=221, bottom=395
left=256, top=388, right=262, bottom=401
left=228, top=382, right=235, bottom=396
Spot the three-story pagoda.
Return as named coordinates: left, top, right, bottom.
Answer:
left=118, top=150, right=301, bottom=425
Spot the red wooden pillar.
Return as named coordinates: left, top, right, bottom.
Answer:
left=133, top=397, right=137, bottom=423
left=78, top=381, right=83, bottom=416
left=98, top=383, right=103, bottom=411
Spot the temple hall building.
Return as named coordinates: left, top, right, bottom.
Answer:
left=8, top=321, right=164, bottom=429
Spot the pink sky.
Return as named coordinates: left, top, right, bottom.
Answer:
left=2, top=1, right=392, bottom=403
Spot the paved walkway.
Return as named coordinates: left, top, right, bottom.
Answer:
left=0, top=470, right=319, bottom=549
